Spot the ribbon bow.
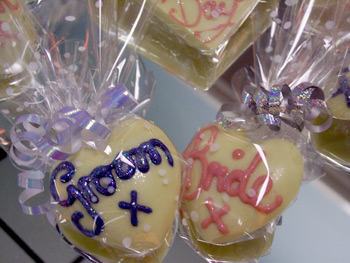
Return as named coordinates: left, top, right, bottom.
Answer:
left=242, top=83, right=333, bottom=133
left=10, top=83, right=138, bottom=215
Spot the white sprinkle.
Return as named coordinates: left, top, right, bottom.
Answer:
left=182, top=218, right=188, bottom=227
left=305, top=24, right=312, bottom=31
left=163, top=178, right=169, bottom=185
left=325, top=20, right=335, bottom=30
left=283, top=21, right=292, bottom=30
left=103, top=177, right=112, bottom=185
left=144, top=123, right=151, bottom=130
left=211, top=10, right=219, bottom=18
left=107, top=186, right=115, bottom=194
left=122, top=237, right=132, bottom=248
left=199, top=133, right=205, bottom=139
left=190, top=211, right=199, bottom=222
left=285, top=0, right=298, bottom=6
left=174, top=195, right=179, bottom=202
left=158, top=169, right=166, bottom=176
left=265, top=46, right=273, bottom=53
left=129, top=55, right=135, bottom=62
left=69, top=64, right=78, bottom=72
left=91, top=196, right=98, bottom=203
left=65, top=16, right=76, bottom=22
left=274, top=55, right=283, bottom=63
left=34, top=52, right=41, bottom=60
left=1, top=22, right=10, bottom=32
left=247, top=188, right=256, bottom=197
left=270, top=11, right=278, bottom=18
left=186, top=158, right=193, bottom=165
left=64, top=52, right=71, bottom=59
left=222, top=193, right=229, bottom=202
left=16, top=107, right=23, bottom=112
left=12, top=41, right=16, bottom=47
left=95, top=0, right=103, bottom=8
left=17, top=33, right=24, bottom=40
left=275, top=18, right=281, bottom=24
left=291, top=63, right=299, bottom=70
left=1, top=109, right=9, bottom=114
left=143, top=224, right=151, bottom=232
left=28, top=62, right=39, bottom=71
left=6, top=87, right=13, bottom=96
left=78, top=46, right=86, bottom=52
left=346, top=17, right=350, bottom=24
left=75, top=161, right=82, bottom=167
left=210, top=143, right=220, bottom=152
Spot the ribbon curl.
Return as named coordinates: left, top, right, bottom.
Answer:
left=10, top=83, right=138, bottom=215
left=241, top=83, right=333, bottom=133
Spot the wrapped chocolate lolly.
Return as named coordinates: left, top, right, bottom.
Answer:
left=2, top=1, right=182, bottom=262
left=179, top=1, right=347, bottom=262
left=115, top=0, right=278, bottom=89
left=308, top=6, right=350, bottom=172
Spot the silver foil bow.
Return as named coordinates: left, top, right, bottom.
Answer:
left=242, top=83, right=333, bottom=133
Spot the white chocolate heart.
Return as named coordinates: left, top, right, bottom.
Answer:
left=182, top=124, right=303, bottom=244
left=51, top=117, right=181, bottom=261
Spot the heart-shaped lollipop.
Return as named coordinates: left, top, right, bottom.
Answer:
left=182, top=124, right=303, bottom=244
left=50, top=117, right=181, bottom=262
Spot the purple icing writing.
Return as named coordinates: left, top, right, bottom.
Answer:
left=119, top=190, right=152, bottom=227
left=50, top=139, right=174, bottom=237
left=333, top=70, right=350, bottom=108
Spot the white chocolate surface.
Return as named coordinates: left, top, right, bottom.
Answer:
left=157, top=0, right=260, bottom=52
left=183, top=124, right=304, bottom=244
left=52, top=118, right=181, bottom=259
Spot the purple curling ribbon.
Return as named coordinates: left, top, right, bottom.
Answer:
left=241, top=83, right=333, bottom=133
left=10, top=83, right=138, bottom=216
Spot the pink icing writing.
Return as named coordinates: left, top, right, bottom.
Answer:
left=201, top=197, right=230, bottom=234
left=0, top=0, right=19, bottom=47
left=161, top=0, right=245, bottom=44
left=183, top=125, right=283, bottom=214
left=0, top=0, right=18, bottom=12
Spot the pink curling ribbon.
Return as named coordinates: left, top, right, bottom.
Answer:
left=241, top=83, right=333, bottom=133
left=10, top=83, right=138, bottom=215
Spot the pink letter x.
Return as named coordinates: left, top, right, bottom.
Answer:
left=201, top=197, right=230, bottom=234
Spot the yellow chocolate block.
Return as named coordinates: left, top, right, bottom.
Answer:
left=116, top=0, right=274, bottom=89
left=51, top=117, right=182, bottom=262
left=182, top=124, right=303, bottom=250
left=310, top=94, right=350, bottom=166
left=156, top=0, right=260, bottom=53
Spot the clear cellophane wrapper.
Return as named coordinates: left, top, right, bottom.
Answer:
left=117, top=0, right=278, bottom=90
left=178, top=1, right=349, bottom=262
left=0, top=1, right=183, bottom=262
